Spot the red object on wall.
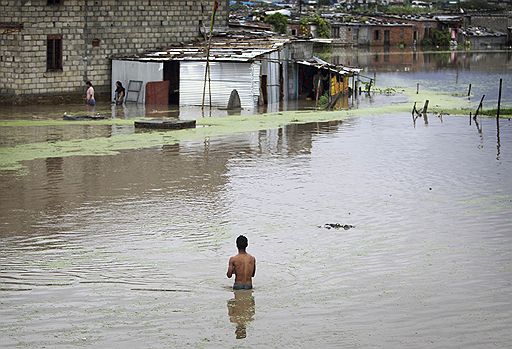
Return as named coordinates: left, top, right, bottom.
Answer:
left=145, top=80, right=170, bottom=106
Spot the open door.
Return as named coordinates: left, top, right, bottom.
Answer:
left=164, top=61, right=180, bottom=105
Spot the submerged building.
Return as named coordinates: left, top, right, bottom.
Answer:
left=111, top=31, right=360, bottom=111
left=0, top=0, right=229, bottom=104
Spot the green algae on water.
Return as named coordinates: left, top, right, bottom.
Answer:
left=0, top=87, right=482, bottom=172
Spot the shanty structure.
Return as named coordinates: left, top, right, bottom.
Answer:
left=111, top=31, right=360, bottom=109
left=112, top=31, right=290, bottom=108
left=296, top=56, right=361, bottom=108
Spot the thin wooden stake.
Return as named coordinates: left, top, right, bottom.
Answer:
left=474, top=94, right=485, bottom=119
left=497, top=78, right=502, bottom=121
left=422, top=100, right=429, bottom=114
left=467, top=83, right=472, bottom=98
left=201, top=1, right=218, bottom=112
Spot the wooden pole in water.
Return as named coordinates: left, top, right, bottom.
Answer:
left=201, top=1, right=218, bottom=112
left=422, top=100, right=429, bottom=114
left=416, top=83, right=419, bottom=94
left=467, top=83, right=472, bottom=99
left=497, top=78, right=502, bottom=122
left=475, top=94, right=485, bottom=119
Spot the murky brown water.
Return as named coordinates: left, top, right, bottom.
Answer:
left=1, top=114, right=512, bottom=348
left=1, top=50, right=512, bottom=348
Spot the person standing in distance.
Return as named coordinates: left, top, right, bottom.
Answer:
left=227, top=235, right=256, bottom=290
left=85, top=81, right=96, bottom=106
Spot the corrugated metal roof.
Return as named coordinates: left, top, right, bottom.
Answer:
left=297, top=56, right=361, bottom=75
left=116, top=30, right=291, bottom=63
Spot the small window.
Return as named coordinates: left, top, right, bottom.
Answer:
left=47, top=0, right=62, bottom=5
left=47, top=35, right=62, bottom=71
left=92, top=38, right=101, bottom=47
left=374, top=30, right=380, bottom=41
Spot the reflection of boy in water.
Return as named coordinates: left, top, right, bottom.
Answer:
left=227, top=290, right=255, bottom=339
left=227, top=235, right=256, bottom=290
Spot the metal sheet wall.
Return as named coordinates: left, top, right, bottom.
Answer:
left=179, top=61, right=260, bottom=108
left=262, top=51, right=281, bottom=111
left=111, top=60, right=163, bottom=104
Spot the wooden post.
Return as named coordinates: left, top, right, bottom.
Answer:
left=328, top=71, right=332, bottom=104
left=416, top=83, right=419, bottom=94
left=474, top=94, right=485, bottom=119
left=467, top=83, right=472, bottom=99
left=315, top=70, right=321, bottom=108
left=422, top=100, right=429, bottom=114
left=201, top=1, right=218, bottom=112
left=469, top=111, right=472, bottom=126
left=497, top=78, right=502, bottom=121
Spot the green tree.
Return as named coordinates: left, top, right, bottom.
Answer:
left=265, top=13, right=288, bottom=34
left=422, top=29, right=451, bottom=47
left=306, top=14, right=331, bottom=38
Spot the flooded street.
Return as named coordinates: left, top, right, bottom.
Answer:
left=1, top=50, right=512, bottom=348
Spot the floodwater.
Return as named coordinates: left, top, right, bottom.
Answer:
left=327, top=47, right=512, bottom=106
left=1, top=50, right=512, bottom=348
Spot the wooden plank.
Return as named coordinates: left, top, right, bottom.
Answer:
left=134, top=119, right=196, bottom=130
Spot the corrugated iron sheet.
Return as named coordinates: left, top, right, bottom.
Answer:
left=111, top=60, right=163, bottom=104
left=180, top=61, right=260, bottom=108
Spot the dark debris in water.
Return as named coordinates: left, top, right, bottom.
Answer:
left=63, top=114, right=108, bottom=121
left=321, top=223, right=355, bottom=230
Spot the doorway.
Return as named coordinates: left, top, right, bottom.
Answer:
left=163, top=61, right=180, bottom=105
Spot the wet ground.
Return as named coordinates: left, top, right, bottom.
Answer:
left=1, top=50, right=512, bottom=348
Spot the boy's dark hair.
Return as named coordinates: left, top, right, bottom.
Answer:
left=236, top=235, right=248, bottom=250
left=86, top=80, right=93, bottom=87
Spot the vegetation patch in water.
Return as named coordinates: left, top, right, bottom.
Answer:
left=0, top=87, right=491, bottom=172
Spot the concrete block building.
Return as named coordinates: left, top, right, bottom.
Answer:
left=331, top=22, right=415, bottom=47
left=0, top=0, right=229, bottom=104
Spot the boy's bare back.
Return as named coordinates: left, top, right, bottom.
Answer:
left=227, top=235, right=256, bottom=289
left=227, top=253, right=256, bottom=285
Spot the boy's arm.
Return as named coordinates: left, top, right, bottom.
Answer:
left=252, top=257, right=256, bottom=277
left=227, top=257, right=235, bottom=278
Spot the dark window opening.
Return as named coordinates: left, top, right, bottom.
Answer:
left=374, top=30, right=380, bottom=41
left=47, top=35, right=62, bottom=71
left=47, top=0, right=62, bottom=5
left=92, top=38, right=101, bottom=47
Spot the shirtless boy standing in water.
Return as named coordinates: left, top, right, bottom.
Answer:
left=227, top=235, right=256, bottom=290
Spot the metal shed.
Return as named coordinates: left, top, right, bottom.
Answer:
left=111, top=32, right=292, bottom=109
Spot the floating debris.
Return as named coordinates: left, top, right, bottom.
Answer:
left=321, top=223, right=355, bottom=230
left=134, top=119, right=196, bottom=130
left=63, top=114, right=108, bottom=121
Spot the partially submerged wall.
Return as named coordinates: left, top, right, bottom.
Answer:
left=179, top=61, right=261, bottom=109
left=0, top=0, right=229, bottom=104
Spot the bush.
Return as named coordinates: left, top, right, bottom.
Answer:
left=318, top=94, right=329, bottom=109
left=422, top=29, right=451, bottom=48
left=265, top=13, right=288, bottom=34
